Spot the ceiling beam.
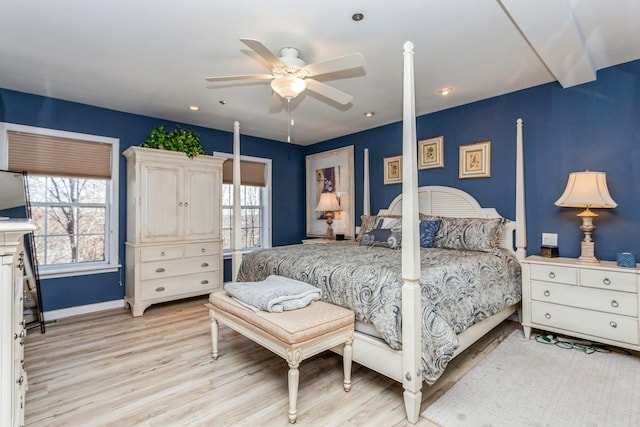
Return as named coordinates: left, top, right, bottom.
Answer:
left=499, top=0, right=596, bottom=88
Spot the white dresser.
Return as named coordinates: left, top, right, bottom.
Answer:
left=521, top=256, right=640, bottom=351
left=123, top=147, right=225, bottom=317
left=1, top=220, right=35, bottom=427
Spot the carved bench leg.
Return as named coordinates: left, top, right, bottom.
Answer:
left=287, top=359, right=300, bottom=423
left=205, top=304, right=219, bottom=360
left=343, top=338, right=353, bottom=392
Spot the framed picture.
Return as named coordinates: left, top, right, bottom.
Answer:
left=418, top=136, right=444, bottom=170
left=383, top=155, right=402, bottom=185
left=305, top=146, right=354, bottom=238
left=459, top=141, right=491, bottom=179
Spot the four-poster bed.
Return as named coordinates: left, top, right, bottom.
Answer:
left=228, top=41, right=526, bottom=423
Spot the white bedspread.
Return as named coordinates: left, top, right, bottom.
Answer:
left=223, top=275, right=322, bottom=313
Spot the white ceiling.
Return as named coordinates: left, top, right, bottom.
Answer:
left=1, top=1, right=639, bottom=146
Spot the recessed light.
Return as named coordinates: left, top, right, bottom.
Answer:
left=364, top=112, right=375, bottom=117
left=352, top=13, right=364, bottom=22
left=437, top=87, right=453, bottom=96
left=188, top=105, right=200, bottom=111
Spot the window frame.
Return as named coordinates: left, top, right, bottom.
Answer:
left=214, top=152, right=272, bottom=257
left=0, top=122, right=120, bottom=278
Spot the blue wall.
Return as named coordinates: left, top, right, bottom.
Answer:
left=0, top=88, right=306, bottom=310
left=311, top=59, right=640, bottom=264
left=2, top=58, right=639, bottom=311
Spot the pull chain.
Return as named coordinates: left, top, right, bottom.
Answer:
left=286, top=96, right=293, bottom=143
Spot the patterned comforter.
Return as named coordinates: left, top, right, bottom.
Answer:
left=237, top=241, right=521, bottom=384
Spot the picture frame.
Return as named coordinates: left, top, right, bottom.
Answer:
left=383, top=155, right=402, bottom=185
left=459, top=141, right=491, bottom=178
left=418, top=136, right=444, bottom=170
left=305, top=146, right=355, bottom=238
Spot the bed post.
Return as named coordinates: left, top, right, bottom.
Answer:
left=515, top=118, right=526, bottom=260
left=363, top=148, right=370, bottom=216
left=231, top=121, right=242, bottom=281
left=401, top=41, right=422, bottom=424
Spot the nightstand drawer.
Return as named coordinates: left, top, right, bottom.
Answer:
left=530, top=264, right=577, bottom=285
left=531, top=301, right=639, bottom=345
left=579, top=269, right=637, bottom=293
left=531, top=281, right=638, bottom=316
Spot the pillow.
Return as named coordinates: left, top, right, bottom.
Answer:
left=356, top=214, right=378, bottom=242
left=434, top=217, right=506, bottom=252
left=419, top=219, right=441, bottom=248
left=360, top=218, right=402, bottom=249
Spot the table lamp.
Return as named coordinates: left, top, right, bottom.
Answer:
left=315, top=192, right=342, bottom=240
left=554, top=171, right=616, bottom=263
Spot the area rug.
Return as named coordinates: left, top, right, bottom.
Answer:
left=421, top=330, right=640, bottom=426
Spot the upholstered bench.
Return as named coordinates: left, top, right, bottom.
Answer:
left=206, top=290, right=355, bottom=423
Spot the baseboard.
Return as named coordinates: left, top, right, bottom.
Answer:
left=43, top=299, right=126, bottom=321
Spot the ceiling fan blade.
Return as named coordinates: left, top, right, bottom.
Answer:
left=305, top=79, right=353, bottom=105
left=205, top=74, right=274, bottom=82
left=304, top=53, right=365, bottom=77
left=240, top=38, right=284, bottom=67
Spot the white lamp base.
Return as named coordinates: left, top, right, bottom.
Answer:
left=577, top=209, right=599, bottom=263
left=578, top=240, right=599, bottom=263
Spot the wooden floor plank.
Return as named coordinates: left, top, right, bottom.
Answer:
left=24, top=297, right=516, bottom=426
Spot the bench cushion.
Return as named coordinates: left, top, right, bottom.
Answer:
left=209, top=291, right=354, bottom=345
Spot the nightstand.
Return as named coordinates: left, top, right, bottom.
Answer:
left=521, top=256, right=639, bottom=351
left=302, top=238, right=339, bottom=244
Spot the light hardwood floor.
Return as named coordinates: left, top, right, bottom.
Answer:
left=24, top=297, right=518, bottom=426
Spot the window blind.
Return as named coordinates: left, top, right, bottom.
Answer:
left=7, top=131, right=112, bottom=179
left=222, top=159, right=266, bottom=187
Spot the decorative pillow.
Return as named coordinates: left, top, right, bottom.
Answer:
left=434, top=217, right=506, bottom=252
left=356, top=214, right=378, bottom=242
left=360, top=218, right=402, bottom=249
left=419, top=219, right=441, bottom=248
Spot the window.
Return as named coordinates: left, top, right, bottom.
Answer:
left=222, top=184, right=262, bottom=250
left=0, top=123, right=119, bottom=278
left=215, top=153, right=271, bottom=255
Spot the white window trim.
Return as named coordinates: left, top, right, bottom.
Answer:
left=213, top=151, right=272, bottom=256
left=0, top=122, right=120, bottom=278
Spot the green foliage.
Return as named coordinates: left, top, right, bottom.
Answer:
left=142, top=125, right=205, bottom=158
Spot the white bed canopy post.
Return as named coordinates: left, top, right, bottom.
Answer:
left=400, top=40, right=422, bottom=424
left=363, top=148, right=370, bottom=216
left=231, top=121, right=242, bottom=281
left=515, top=118, right=527, bottom=260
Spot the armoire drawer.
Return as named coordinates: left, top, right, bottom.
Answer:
left=531, top=301, right=639, bottom=345
left=531, top=281, right=638, bottom=317
left=185, top=242, right=220, bottom=257
left=140, top=256, right=219, bottom=280
left=140, top=245, right=183, bottom=262
left=140, top=272, right=218, bottom=300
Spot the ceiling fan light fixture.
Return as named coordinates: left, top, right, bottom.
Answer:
left=271, top=75, right=307, bottom=99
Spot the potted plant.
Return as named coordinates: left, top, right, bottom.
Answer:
left=142, top=125, right=205, bottom=158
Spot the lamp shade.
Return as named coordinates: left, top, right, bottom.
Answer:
left=555, top=171, right=617, bottom=208
left=315, top=192, right=342, bottom=212
left=271, top=75, right=307, bottom=99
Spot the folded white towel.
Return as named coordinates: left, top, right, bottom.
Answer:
left=224, top=275, right=322, bottom=313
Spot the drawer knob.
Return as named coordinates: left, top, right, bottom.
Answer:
left=201, top=248, right=206, bottom=253
left=611, top=300, right=619, bottom=308
left=184, top=202, right=189, bottom=207
left=161, top=251, right=166, bottom=257
left=201, top=280, right=209, bottom=285
left=155, top=267, right=166, bottom=273
left=545, top=313, right=551, bottom=319
left=155, top=287, right=165, bottom=292
left=609, top=321, right=617, bottom=328
left=201, top=262, right=209, bottom=268
left=178, top=202, right=183, bottom=207
left=548, top=272, right=555, bottom=279
left=603, top=278, right=611, bottom=286
left=543, top=290, right=550, bottom=297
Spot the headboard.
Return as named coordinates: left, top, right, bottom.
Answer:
left=377, top=185, right=517, bottom=254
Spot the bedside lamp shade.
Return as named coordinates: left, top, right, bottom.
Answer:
left=315, top=192, right=342, bottom=240
left=555, top=171, right=616, bottom=263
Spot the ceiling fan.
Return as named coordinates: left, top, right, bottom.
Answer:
left=205, top=38, right=365, bottom=106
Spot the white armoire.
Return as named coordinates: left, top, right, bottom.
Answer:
left=0, top=220, right=35, bottom=427
left=123, top=147, right=225, bottom=317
